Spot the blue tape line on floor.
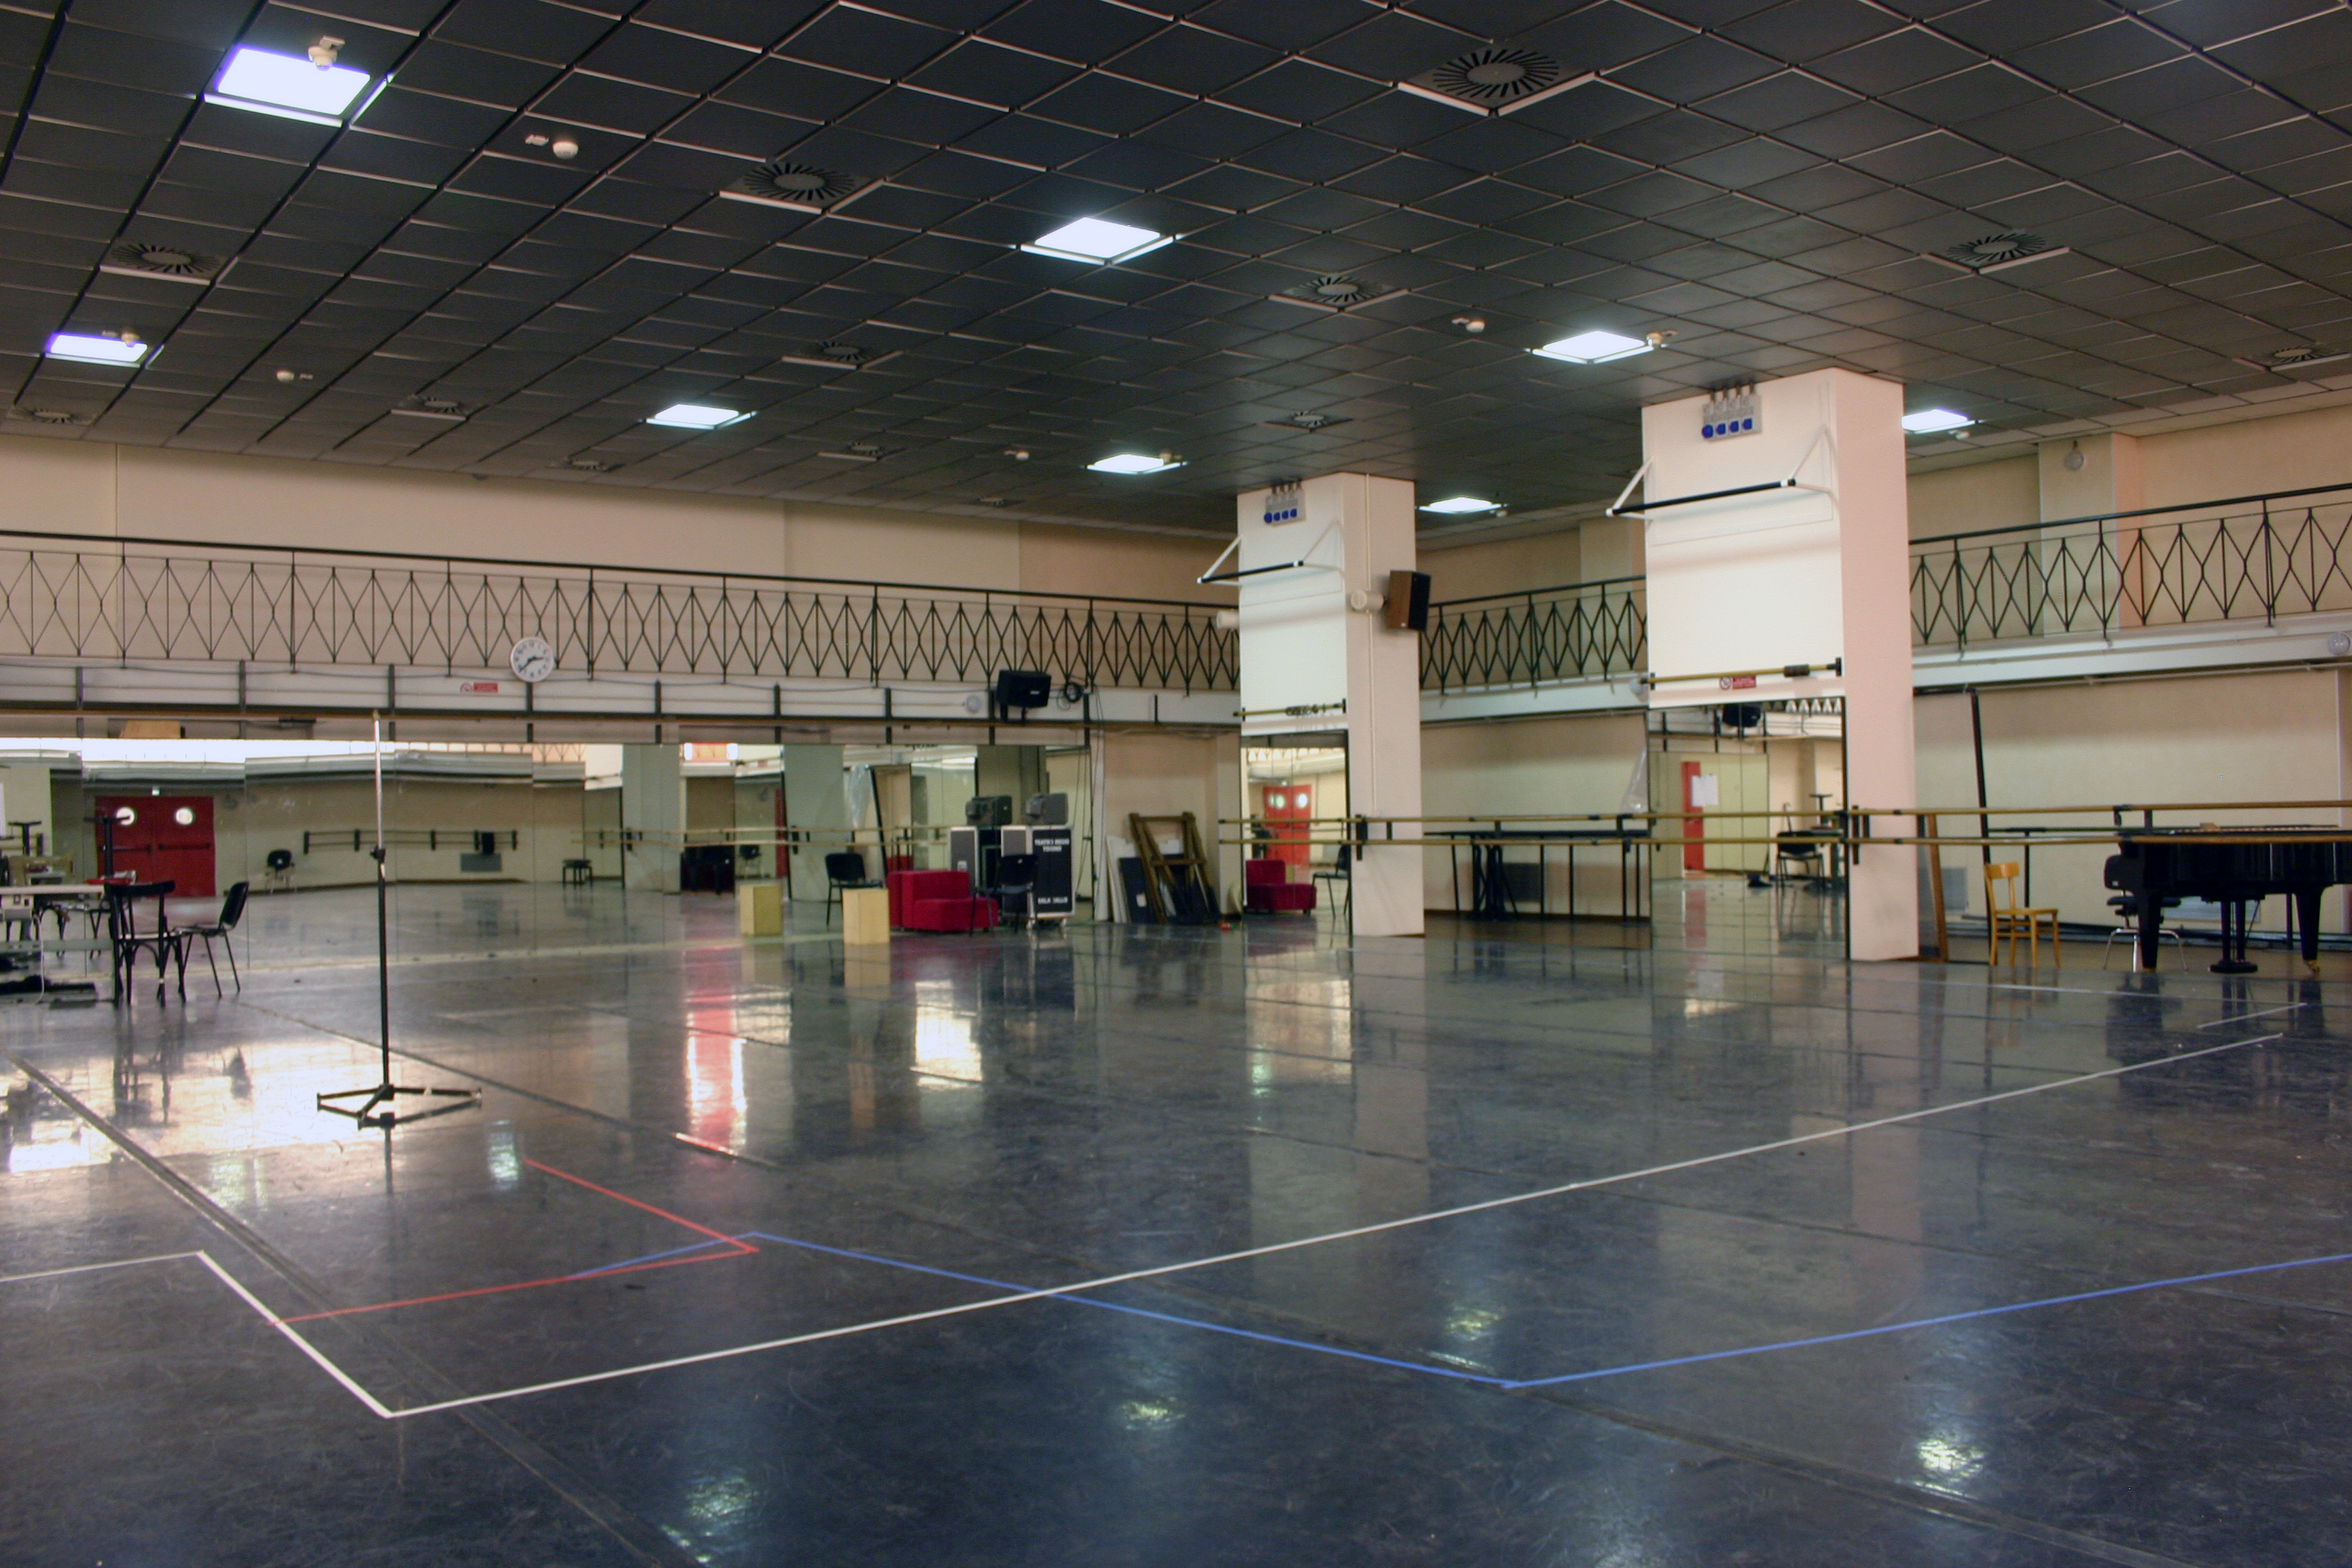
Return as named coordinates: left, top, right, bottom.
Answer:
left=733, top=1233, right=2352, bottom=1394
left=566, top=1236, right=733, bottom=1278
left=734, top=1233, right=1510, bottom=1385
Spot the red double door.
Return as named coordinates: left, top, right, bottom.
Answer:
left=1263, top=781, right=1312, bottom=870
left=96, top=795, right=216, bottom=898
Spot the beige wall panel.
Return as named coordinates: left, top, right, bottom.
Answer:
left=0, top=439, right=118, bottom=537
left=1422, top=528, right=1580, bottom=602
left=2139, top=402, right=2352, bottom=507
left=1017, top=523, right=1217, bottom=602
left=782, top=505, right=1018, bottom=590
left=1909, top=457, right=2037, bottom=538
left=109, top=446, right=789, bottom=573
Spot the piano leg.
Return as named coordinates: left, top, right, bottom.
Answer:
left=2138, top=902, right=2162, bottom=972
left=2212, top=900, right=2257, bottom=975
left=2296, top=887, right=2323, bottom=975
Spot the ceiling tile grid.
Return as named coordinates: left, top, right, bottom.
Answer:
left=2, top=0, right=2351, bottom=531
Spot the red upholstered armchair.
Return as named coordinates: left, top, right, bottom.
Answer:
left=1244, top=858, right=1315, bottom=915
left=887, top=869, right=998, bottom=933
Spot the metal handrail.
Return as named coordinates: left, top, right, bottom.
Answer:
left=1909, top=481, right=2352, bottom=547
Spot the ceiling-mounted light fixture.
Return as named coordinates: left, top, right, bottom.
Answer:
left=209, top=41, right=371, bottom=124
left=1089, top=452, right=1184, bottom=475
left=1023, top=217, right=1173, bottom=264
left=1902, top=408, right=1973, bottom=434
left=1004, top=447, right=1031, bottom=461
left=648, top=403, right=746, bottom=430
left=1452, top=315, right=1486, bottom=334
left=46, top=331, right=147, bottom=366
left=1419, top=495, right=1498, bottom=514
left=2063, top=440, right=2085, bottom=472
left=1533, top=328, right=1651, bottom=364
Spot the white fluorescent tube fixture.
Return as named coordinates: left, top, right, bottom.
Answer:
left=210, top=46, right=371, bottom=124
left=1023, top=217, right=1173, bottom=264
left=1419, top=496, right=1498, bottom=514
left=647, top=403, right=746, bottom=430
left=46, top=332, right=147, bottom=366
left=1532, top=329, right=1651, bottom=364
left=1088, top=452, right=1183, bottom=475
left=1901, top=408, right=1974, bottom=433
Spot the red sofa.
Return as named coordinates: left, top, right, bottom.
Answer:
left=887, top=869, right=997, bottom=933
left=1244, top=858, right=1315, bottom=915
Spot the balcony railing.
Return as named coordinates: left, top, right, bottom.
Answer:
left=0, top=529, right=1238, bottom=694
left=1911, top=482, right=2352, bottom=650
left=1422, top=576, right=1646, bottom=692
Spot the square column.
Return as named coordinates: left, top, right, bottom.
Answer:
left=1233, top=472, right=1423, bottom=936
left=782, top=743, right=848, bottom=903
left=1638, top=368, right=1917, bottom=960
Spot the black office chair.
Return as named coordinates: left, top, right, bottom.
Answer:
left=1312, top=844, right=1352, bottom=921
left=179, top=881, right=250, bottom=996
left=822, top=850, right=881, bottom=926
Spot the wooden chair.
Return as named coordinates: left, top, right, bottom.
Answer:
left=1985, top=862, right=2060, bottom=968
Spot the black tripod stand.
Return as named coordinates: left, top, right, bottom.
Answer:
left=317, top=724, right=480, bottom=1130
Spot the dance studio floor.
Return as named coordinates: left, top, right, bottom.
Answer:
left=2, top=881, right=2344, bottom=1566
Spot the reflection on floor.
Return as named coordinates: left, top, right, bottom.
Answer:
left=3, top=881, right=2347, bottom=1566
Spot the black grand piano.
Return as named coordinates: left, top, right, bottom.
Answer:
left=2105, top=826, right=2352, bottom=973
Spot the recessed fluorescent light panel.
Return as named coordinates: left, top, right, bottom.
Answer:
left=46, top=332, right=147, bottom=366
left=1533, top=330, right=1650, bottom=364
left=1023, top=217, right=1172, bottom=264
left=1419, top=496, right=1498, bottom=514
left=1901, top=409, right=1974, bottom=434
left=1088, top=452, right=1183, bottom=475
left=647, top=403, right=746, bottom=430
left=210, top=46, right=371, bottom=124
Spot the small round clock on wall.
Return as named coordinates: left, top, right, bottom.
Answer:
left=509, top=636, right=556, bottom=683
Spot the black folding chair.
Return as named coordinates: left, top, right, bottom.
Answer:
left=180, top=881, right=249, bottom=995
left=1312, top=844, right=1352, bottom=922
left=105, top=880, right=183, bottom=1004
left=981, top=853, right=1036, bottom=929
left=823, top=851, right=881, bottom=926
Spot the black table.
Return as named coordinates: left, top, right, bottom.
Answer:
left=1436, top=824, right=1652, bottom=923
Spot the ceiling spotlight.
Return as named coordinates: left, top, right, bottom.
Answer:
left=1089, top=452, right=1184, bottom=475
left=1533, top=329, right=1651, bottom=364
left=1645, top=330, right=1676, bottom=350
left=1023, top=217, right=1173, bottom=264
left=46, top=331, right=148, bottom=366
left=273, top=368, right=312, bottom=384
left=549, top=136, right=579, bottom=160
left=1004, top=447, right=1031, bottom=461
left=1419, top=495, right=1499, bottom=514
left=1902, top=408, right=1974, bottom=434
left=1452, top=315, right=1486, bottom=334
left=647, top=403, right=746, bottom=430
left=210, top=44, right=371, bottom=123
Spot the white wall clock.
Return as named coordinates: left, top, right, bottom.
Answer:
left=509, top=636, right=556, bottom=683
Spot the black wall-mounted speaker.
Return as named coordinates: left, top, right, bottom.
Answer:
left=993, top=669, right=1052, bottom=710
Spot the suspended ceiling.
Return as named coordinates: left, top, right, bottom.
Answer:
left=4, top=0, right=2352, bottom=536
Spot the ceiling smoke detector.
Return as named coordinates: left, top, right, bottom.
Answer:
left=102, top=242, right=225, bottom=285
left=1937, top=230, right=2069, bottom=274
left=723, top=161, right=869, bottom=214
left=1402, top=47, right=1590, bottom=116
left=1271, top=412, right=1351, bottom=431
left=8, top=406, right=87, bottom=424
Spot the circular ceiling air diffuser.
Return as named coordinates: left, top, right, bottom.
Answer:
left=105, top=241, right=224, bottom=280
left=1943, top=230, right=2050, bottom=268
left=1307, top=276, right=1364, bottom=302
left=2271, top=346, right=2327, bottom=364
left=733, top=162, right=862, bottom=206
left=810, top=341, right=868, bottom=363
left=1425, top=47, right=1561, bottom=105
left=414, top=396, right=466, bottom=413
left=9, top=406, right=86, bottom=424
left=561, top=457, right=616, bottom=472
